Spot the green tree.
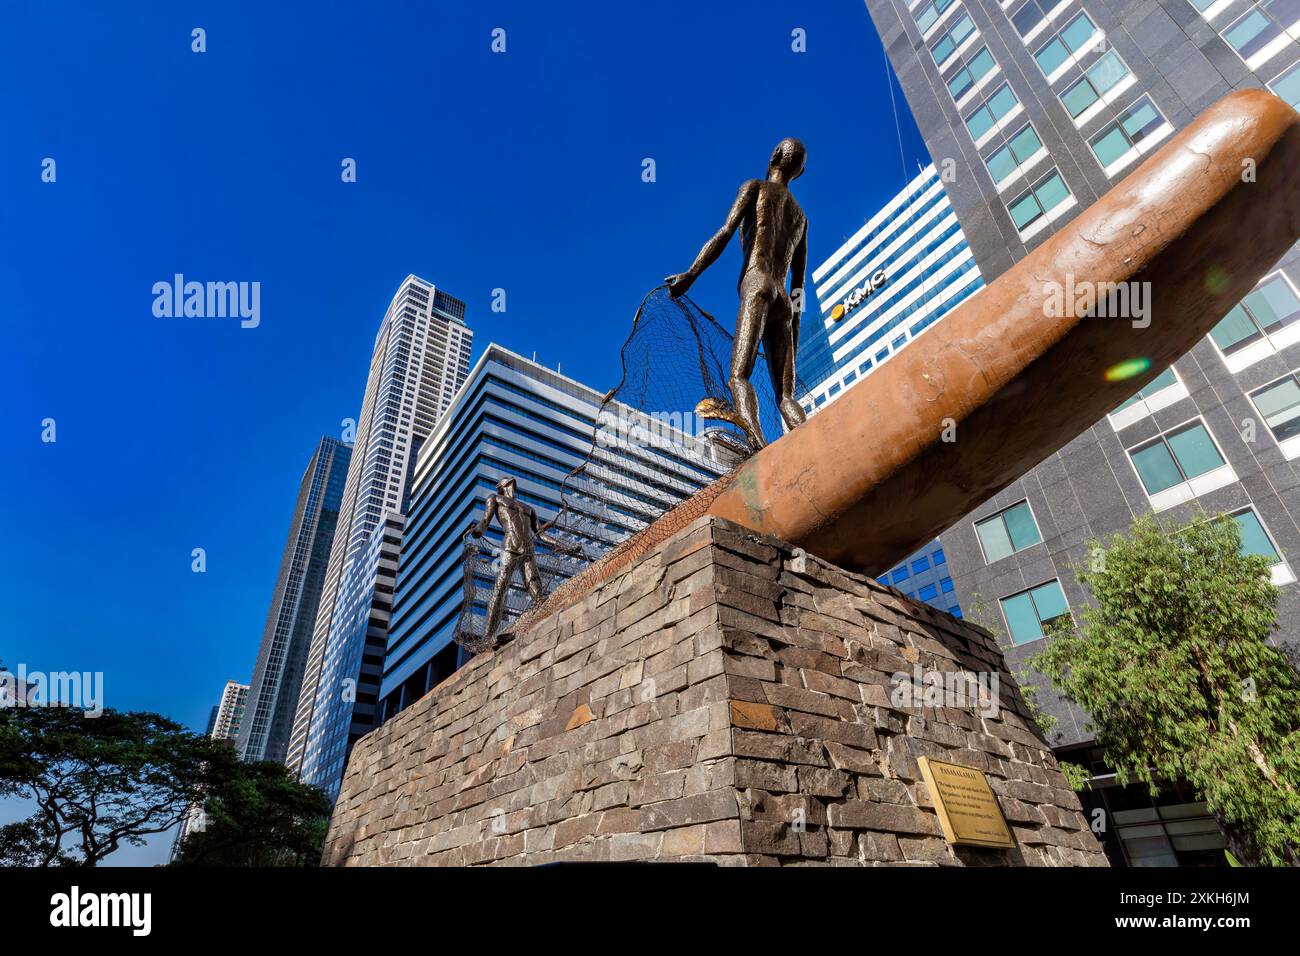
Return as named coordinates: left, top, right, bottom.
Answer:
left=171, top=756, right=331, bottom=867
left=1033, top=512, right=1300, bottom=866
left=0, top=706, right=331, bottom=867
left=0, top=708, right=214, bottom=866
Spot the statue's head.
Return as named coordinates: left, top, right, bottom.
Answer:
left=496, top=476, right=517, bottom=497
left=768, top=138, right=806, bottom=181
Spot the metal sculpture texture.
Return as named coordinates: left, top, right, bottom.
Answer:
left=458, top=476, right=580, bottom=652
left=666, top=137, right=809, bottom=449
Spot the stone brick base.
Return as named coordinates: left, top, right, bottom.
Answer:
left=322, top=516, right=1108, bottom=866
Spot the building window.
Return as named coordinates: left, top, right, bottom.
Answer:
left=1250, top=374, right=1300, bottom=442
left=1087, top=96, right=1170, bottom=173
left=1223, top=8, right=1285, bottom=68
left=1110, top=366, right=1182, bottom=425
left=941, top=576, right=955, bottom=593
left=1059, top=50, right=1132, bottom=119
left=914, top=0, right=958, bottom=33
left=1032, top=11, right=1100, bottom=77
left=919, top=583, right=939, bottom=601
left=1127, top=420, right=1231, bottom=507
left=1007, top=168, right=1073, bottom=232
left=932, top=547, right=947, bottom=566
left=984, top=123, right=1044, bottom=187
left=1113, top=366, right=1178, bottom=413
left=1269, top=60, right=1300, bottom=109
left=1232, top=508, right=1281, bottom=563
left=1179, top=507, right=1296, bottom=586
left=1248, top=373, right=1300, bottom=457
left=964, top=83, right=1020, bottom=141
left=945, top=45, right=998, bottom=102
left=1008, top=0, right=1054, bottom=38
left=1000, top=580, right=1070, bottom=644
left=891, top=565, right=910, bottom=583
left=930, top=13, right=976, bottom=67
left=1079, top=766, right=1227, bottom=866
left=975, top=500, right=1042, bottom=562
left=1209, top=273, right=1300, bottom=357
left=912, top=556, right=931, bottom=574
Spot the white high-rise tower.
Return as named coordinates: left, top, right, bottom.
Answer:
left=286, top=275, right=472, bottom=796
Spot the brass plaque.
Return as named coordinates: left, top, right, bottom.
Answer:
left=917, top=757, right=1016, bottom=849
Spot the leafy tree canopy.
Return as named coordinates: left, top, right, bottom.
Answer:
left=0, top=706, right=332, bottom=867
left=1033, top=512, right=1300, bottom=866
left=0, top=707, right=214, bottom=866
left=171, top=757, right=332, bottom=867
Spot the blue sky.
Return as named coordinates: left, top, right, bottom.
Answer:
left=0, top=1, right=926, bottom=861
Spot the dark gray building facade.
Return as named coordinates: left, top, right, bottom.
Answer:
left=865, top=0, right=1300, bottom=865
left=238, top=436, right=351, bottom=764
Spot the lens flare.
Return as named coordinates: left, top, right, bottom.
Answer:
left=1205, top=266, right=1231, bottom=295
left=1105, top=357, right=1151, bottom=382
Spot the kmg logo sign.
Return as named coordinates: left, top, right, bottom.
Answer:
left=829, top=269, right=887, bottom=322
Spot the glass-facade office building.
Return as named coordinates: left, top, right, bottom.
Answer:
left=299, top=512, right=404, bottom=797
left=864, top=0, right=1300, bottom=865
left=237, top=436, right=351, bottom=765
left=379, top=345, right=735, bottom=722
left=798, top=162, right=985, bottom=409
left=287, top=275, right=472, bottom=798
left=798, top=163, right=985, bottom=616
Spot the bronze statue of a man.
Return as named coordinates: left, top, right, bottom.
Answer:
left=469, top=476, right=545, bottom=642
left=468, top=475, right=556, bottom=644
left=666, top=137, right=809, bottom=449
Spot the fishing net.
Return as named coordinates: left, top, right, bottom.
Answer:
left=453, top=285, right=815, bottom=652
left=593, top=285, right=808, bottom=457
left=452, top=526, right=586, bottom=654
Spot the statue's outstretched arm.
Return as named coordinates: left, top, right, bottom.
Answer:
left=536, top=509, right=582, bottom=556
left=665, top=180, right=759, bottom=298
left=470, top=495, right=498, bottom=537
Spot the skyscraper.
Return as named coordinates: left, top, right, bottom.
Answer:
left=286, top=275, right=472, bottom=798
left=863, top=0, right=1300, bottom=864
left=210, top=680, right=249, bottom=743
left=237, top=436, right=351, bottom=764
left=173, top=679, right=248, bottom=860
left=798, top=163, right=985, bottom=409
left=379, top=344, right=735, bottom=722
left=798, top=162, right=985, bottom=616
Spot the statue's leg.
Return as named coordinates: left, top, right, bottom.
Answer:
left=521, top=552, right=545, bottom=604
left=763, top=293, right=807, bottom=432
left=731, top=279, right=773, bottom=449
left=483, top=553, right=519, bottom=639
